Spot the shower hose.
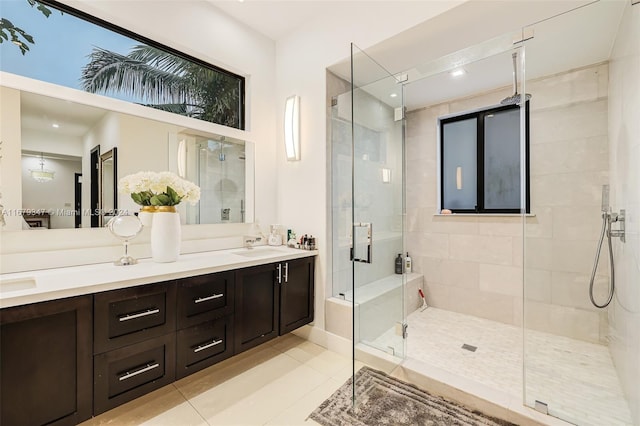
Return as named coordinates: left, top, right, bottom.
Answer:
left=589, top=212, right=615, bottom=308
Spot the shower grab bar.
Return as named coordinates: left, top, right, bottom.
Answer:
left=350, top=222, right=372, bottom=264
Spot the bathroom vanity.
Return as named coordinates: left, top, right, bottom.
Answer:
left=0, top=247, right=316, bottom=425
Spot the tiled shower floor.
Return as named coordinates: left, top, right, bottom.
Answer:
left=370, top=307, right=633, bottom=426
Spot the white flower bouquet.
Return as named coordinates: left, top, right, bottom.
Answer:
left=119, top=171, right=200, bottom=206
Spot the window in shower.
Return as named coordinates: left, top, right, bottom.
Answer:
left=439, top=102, right=529, bottom=213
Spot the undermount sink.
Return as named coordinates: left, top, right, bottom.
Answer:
left=0, top=277, right=36, bottom=293
left=232, top=248, right=284, bottom=257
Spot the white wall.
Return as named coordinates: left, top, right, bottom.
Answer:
left=117, top=113, right=174, bottom=216
left=0, top=86, right=23, bottom=231
left=22, top=129, right=83, bottom=157
left=608, top=2, right=640, bottom=423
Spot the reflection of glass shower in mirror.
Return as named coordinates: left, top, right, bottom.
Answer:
left=184, top=137, right=246, bottom=224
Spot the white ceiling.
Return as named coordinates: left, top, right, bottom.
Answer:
left=207, top=0, right=344, bottom=41
left=208, top=0, right=627, bottom=111
left=21, top=91, right=107, bottom=137
left=398, top=0, right=625, bottom=111
left=333, top=0, right=627, bottom=111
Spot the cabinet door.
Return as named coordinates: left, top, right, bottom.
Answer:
left=280, top=257, right=315, bottom=335
left=177, top=271, right=234, bottom=330
left=234, top=263, right=279, bottom=354
left=0, top=295, right=93, bottom=426
left=94, top=281, right=176, bottom=354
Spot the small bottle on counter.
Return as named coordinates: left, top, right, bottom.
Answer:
left=287, top=231, right=297, bottom=248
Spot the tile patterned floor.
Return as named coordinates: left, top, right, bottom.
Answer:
left=372, top=307, right=633, bottom=426
left=81, top=334, right=356, bottom=426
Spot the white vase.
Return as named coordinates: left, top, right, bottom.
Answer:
left=138, top=206, right=156, bottom=227
left=150, top=207, right=181, bottom=262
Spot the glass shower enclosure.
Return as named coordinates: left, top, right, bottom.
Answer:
left=347, top=43, right=407, bottom=400
left=331, top=1, right=638, bottom=424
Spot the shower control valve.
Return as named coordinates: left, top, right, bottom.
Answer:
left=608, top=209, right=625, bottom=243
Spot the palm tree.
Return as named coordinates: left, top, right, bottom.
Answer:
left=81, top=45, right=242, bottom=128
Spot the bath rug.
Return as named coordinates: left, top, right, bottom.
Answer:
left=309, top=366, right=516, bottom=426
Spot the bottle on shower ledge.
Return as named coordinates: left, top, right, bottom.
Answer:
left=405, top=252, right=412, bottom=273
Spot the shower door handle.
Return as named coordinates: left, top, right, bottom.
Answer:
left=350, top=222, right=372, bottom=264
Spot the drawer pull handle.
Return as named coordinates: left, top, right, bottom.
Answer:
left=193, top=339, right=223, bottom=353
left=194, top=294, right=224, bottom=304
left=118, top=308, right=160, bottom=322
left=118, top=362, right=160, bottom=381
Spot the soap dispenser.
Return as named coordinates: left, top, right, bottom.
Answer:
left=405, top=252, right=412, bottom=273
left=268, top=224, right=283, bottom=246
left=395, top=253, right=403, bottom=274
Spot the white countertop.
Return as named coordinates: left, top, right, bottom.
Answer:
left=0, top=246, right=318, bottom=309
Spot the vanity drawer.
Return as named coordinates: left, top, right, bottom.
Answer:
left=177, top=272, right=234, bottom=329
left=94, top=333, right=176, bottom=415
left=94, top=282, right=176, bottom=354
left=176, top=316, right=233, bottom=379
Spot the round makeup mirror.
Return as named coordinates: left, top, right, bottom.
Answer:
left=107, top=215, right=143, bottom=266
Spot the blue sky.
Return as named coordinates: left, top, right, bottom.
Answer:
left=0, top=0, right=139, bottom=101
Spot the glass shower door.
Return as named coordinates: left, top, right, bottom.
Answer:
left=350, top=43, right=406, bottom=387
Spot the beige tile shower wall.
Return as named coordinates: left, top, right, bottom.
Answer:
left=406, top=62, right=610, bottom=343
left=608, top=3, right=640, bottom=424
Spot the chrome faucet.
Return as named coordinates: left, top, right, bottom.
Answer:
left=243, top=235, right=262, bottom=249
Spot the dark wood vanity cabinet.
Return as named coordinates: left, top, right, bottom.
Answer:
left=0, top=295, right=93, bottom=426
left=0, top=254, right=314, bottom=423
left=93, top=333, right=176, bottom=414
left=176, top=272, right=235, bottom=379
left=234, top=257, right=315, bottom=354
left=94, top=281, right=177, bottom=354
left=234, top=263, right=280, bottom=353
left=93, top=281, right=177, bottom=415
left=280, top=256, right=315, bottom=335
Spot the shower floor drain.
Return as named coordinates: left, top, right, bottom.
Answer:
left=461, top=343, right=477, bottom=352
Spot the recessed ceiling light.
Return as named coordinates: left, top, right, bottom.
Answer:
left=390, top=93, right=398, bottom=98
left=450, top=68, right=466, bottom=78
left=52, top=123, right=60, bottom=128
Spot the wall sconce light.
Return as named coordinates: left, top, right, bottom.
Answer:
left=284, top=95, right=300, bottom=161
left=30, top=153, right=55, bottom=183
left=177, top=139, right=186, bottom=178
left=382, top=168, right=392, bottom=183
left=456, top=166, right=462, bottom=190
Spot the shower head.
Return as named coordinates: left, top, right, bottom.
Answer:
left=500, top=52, right=531, bottom=105
left=500, top=92, right=531, bottom=106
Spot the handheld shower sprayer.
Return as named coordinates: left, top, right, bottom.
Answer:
left=589, top=185, right=625, bottom=308
left=601, top=184, right=610, bottom=213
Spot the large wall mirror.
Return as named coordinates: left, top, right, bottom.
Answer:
left=1, top=73, right=254, bottom=231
